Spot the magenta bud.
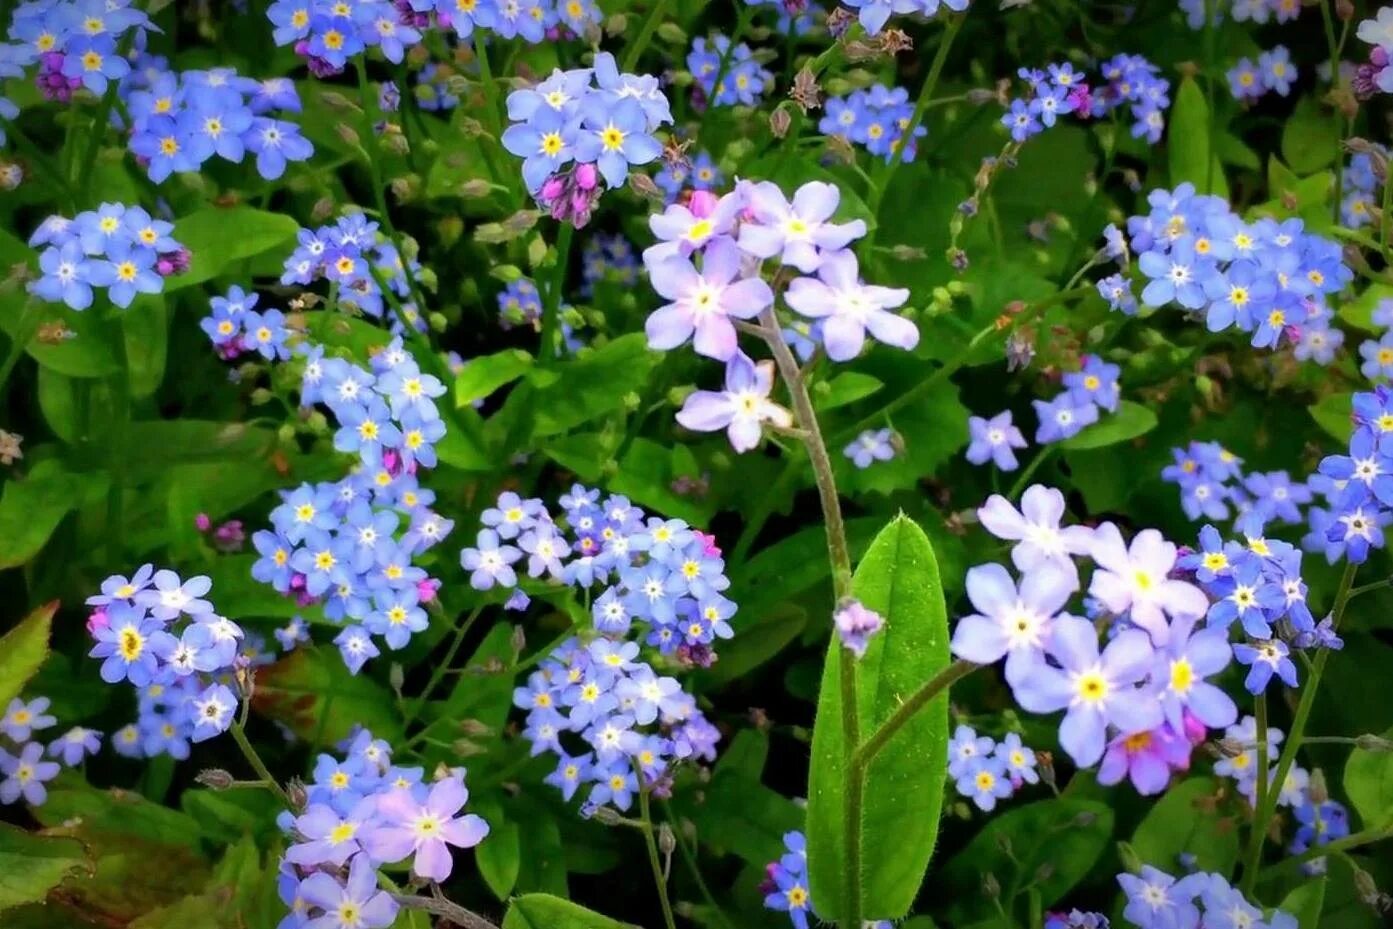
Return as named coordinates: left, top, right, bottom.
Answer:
left=688, top=189, right=719, bottom=218
left=576, top=162, right=599, bottom=191
left=540, top=176, right=565, bottom=201
left=194, top=513, right=212, bottom=531
left=87, top=608, right=109, bottom=636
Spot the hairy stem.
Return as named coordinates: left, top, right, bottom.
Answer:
left=540, top=222, right=574, bottom=366
left=229, top=720, right=290, bottom=806
left=391, top=893, right=499, bottom=929
left=403, top=605, right=484, bottom=728
left=638, top=780, right=678, bottom=929
left=853, top=659, right=979, bottom=769
left=1241, top=559, right=1358, bottom=894
left=622, top=0, right=673, bottom=71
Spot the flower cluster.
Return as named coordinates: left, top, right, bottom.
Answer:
left=249, top=344, right=451, bottom=672
left=278, top=729, right=488, bottom=928
left=200, top=285, right=292, bottom=361
left=1161, top=441, right=1315, bottom=539
left=0, top=696, right=66, bottom=806
left=269, top=0, right=422, bottom=74
left=278, top=214, right=426, bottom=335
left=759, top=831, right=892, bottom=929
left=1355, top=7, right=1393, bottom=97
left=844, top=427, right=900, bottom=469
left=1180, top=0, right=1303, bottom=30
left=841, top=0, right=968, bottom=36
left=462, top=487, right=737, bottom=666
left=121, top=64, right=312, bottom=182
left=1004, top=56, right=1170, bottom=146
left=965, top=355, right=1121, bottom=470
left=84, top=565, right=246, bottom=756
left=497, top=276, right=542, bottom=328
left=952, top=485, right=1239, bottom=793
left=1120, top=868, right=1294, bottom=928
left=643, top=179, right=918, bottom=452
left=1307, top=388, right=1393, bottom=565
left=1227, top=46, right=1297, bottom=102
left=28, top=205, right=188, bottom=310
left=1341, top=146, right=1387, bottom=230
left=1126, top=185, right=1350, bottom=351
left=580, top=232, right=642, bottom=296
left=502, top=53, right=670, bottom=225
left=512, top=636, right=719, bottom=814
left=654, top=150, right=723, bottom=202
left=819, top=84, right=926, bottom=163
left=947, top=724, right=1039, bottom=812
left=2, top=1, right=152, bottom=102
left=687, top=34, right=773, bottom=109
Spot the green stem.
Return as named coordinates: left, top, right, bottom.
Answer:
left=660, top=798, right=737, bottom=929
left=540, top=222, right=574, bottom=366
left=638, top=780, right=678, bottom=929
left=622, top=0, right=674, bottom=71
left=1006, top=447, right=1055, bottom=501
left=758, top=310, right=858, bottom=926
left=471, top=34, right=504, bottom=140
left=77, top=79, right=122, bottom=206
left=853, top=660, right=979, bottom=769
left=1348, top=577, right=1393, bottom=599
left=694, top=3, right=757, bottom=150
left=0, top=118, right=78, bottom=212
left=1252, top=693, right=1271, bottom=850
left=230, top=720, right=290, bottom=806
left=0, top=300, right=44, bottom=394
left=1258, top=826, right=1393, bottom=881
left=1320, top=0, right=1348, bottom=230
left=1241, top=559, right=1358, bottom=894
left=511, top=621, right=579, bottom=674
left=404, top=605, right=484, bottom=728
left=105, top=312, right=130, bottom=566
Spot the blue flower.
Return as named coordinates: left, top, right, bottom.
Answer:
left=246, top=118, right=313, bottom=179
left=1033, top=394, right=1099, bottom=443
left=574, top=97, right=663, bottom=188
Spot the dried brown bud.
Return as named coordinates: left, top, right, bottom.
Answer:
left=196, top=769, right=235, bottom=790
left=628, top=171, right=664, bottom=203
left=826, top=6, right=855, bottom=37
left=459, top=719, right=493, bottom=738
left=769, top=107, right=792, bottom=138
left=1336, top=0, right=1355, bottom=21
left=879, top=29, right=913, bottom=56
left=790, top=67, right=823, bottom=112
left=1308, top=768, right=1329, bottom=804
left=286, top=778, right=308, bottom=810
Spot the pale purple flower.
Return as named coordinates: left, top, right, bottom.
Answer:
left=948, top=724, right=995, bottom=779
left=1033, top=394, right=1099, bottom=443
left=977, top=485, right=1094, bottom=571
left=966, top=411, right=1028, bottom=470
left=460, top=529, right=522, bottom=590
left=297, top=852, right=398, bottom=929
left=1011, top=616, right=1163, bottom=768
left=190, top=683, right=237, bottom=742
left=2, top=697, right=55, bottom=742
left=1152, top=614, right=1237, bottom=733
left=48, top=727, right=102, bottom=766
left=950, top=561, right=1078, bottom=685
left=784, top=250, right=917, bottom=361
left=676, top=351, right=792, bottom=452
left=285, top=799, right=378, bottom=867
left=0, top=742, right=60, bottom=805
left=1097, top=723, right=1190, bottom=795
left=135, top=569, right=214, bottom=620
left=735, top=180, right=868, bottom=272
left=833, top=599, right=884, bottom=658
left=361, top=776, right=490, bottom=882
left=1088, top=523, right=1209, bottom=644
left=645, top=238, right=774, bottom=360
left=643, top=190, right=742, bottom=264
left=844, top=428, right=896, bottom=468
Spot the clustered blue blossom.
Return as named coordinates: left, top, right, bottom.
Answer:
left=745, top=0, right=825, bottom=35
left=121, top=64, right=313, bottom=182
left=1340, top=145, right=1387, bottom=229
left=82, top=565, right=251, bottom=759
left=463, top=487, right=737, bottom=666
left=841, top=0, right=968, bottom=36
left=502, top=52, right=670, bottom=226
left=1162, top=441, right=1310, bottom=536
left=1306, top=388, right=1393, bottom=565
left=512, top=635, right=720, bottom=814
left=1116, top=866, right=1298, bottom=929
left=27, top=205, right=188, bottom=310
left=580, top=231, right=641, bottom=296
left=276, top=728, right=489, bottom=929
left=1004, top=55, right=1170, bottom=146
left=248, top=337, right=452, bottom=673
left=947, top=724, right=1039, bottom=812
left=414, top=61, right=459, bottom=111
left=0, top=696, right=75, bottom=806
left=1126, top=184, right=1350, bottom=351
left=1, top=1, right=153, bottom=105
left=655, top=150, right=722, bottom=202
left=844, top=427, right=899, bottom=469
left=1227, top=46, right=1297, bottom=101
left=687, top=34, right=773, bottom=109
left=497, top=276, right=542, bottom=328
left=278, top=213, right=428, bottom=336
left=818, top=84, right=926, bottom=163
left=1179, top=0, right=1303, bottom=30
left=759, top=831, right=892, bottom=929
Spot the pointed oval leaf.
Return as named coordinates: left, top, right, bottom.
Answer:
left=0, top=601, right=56, bottom=709
left=806, top=514, right=951, bottom=920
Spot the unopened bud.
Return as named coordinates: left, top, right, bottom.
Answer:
left=982, top=872, right=1001, bottom=899
left=628, top=171, right=663, bottom=203
left=593, top=806, right=624, bottom=826
left=510, top=625, right=527, bottom=655
left=459, top=719, right=493, bottom=738
left=1073, top=811, right=1097, bottom=828
left=458, top=179, right=492, bottom=199
left=452, top=739, right=486, bottom=758
left=196, top=768, right=235, bottom=790
left=1355, top=733, right=1393, bottom=752
left=1216, top=737, right=1245, bottom=758
left=336, top=123, right=360, bottom=147
left=1308, top=768, right=1329, bottom=804
left=769, top=107, right=792, bottom=138
left=286, top=778, right=308, bottom=810
left=658, top=823, right=676, bottom=856
left=966, top=87, right=998, bottom=105
left=1117, top=841, right=1143, bottom=875
left=994, top=833, right=1013, bottom=856
left=277, top=423, right=296, bottom=444
left=389, top=663, right=404, bottom=694
left=656, top=22, right=687, bottom=44
left=1035, top=862, right=1055, bottom=883
left=1336, top=0, right=1354, bottom=21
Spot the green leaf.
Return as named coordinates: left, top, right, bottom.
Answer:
left=501, top=894, right=628, bottom=929
left=1278, top=878, right=1327, bottom=929
left=0, top=461, right=107, bottom=570
left=1059, top=401, right=1159, bottom=451
left=476, top=815, right=520, bottom=900
left=123, top=297, right=169, bottom=399
left=816, top=372, right=884, bottom=412
left=0, top=602, right=56, bottom=710
left=509, top=334, right=658, bottom=439
left=165, top=207, right=300, bottom=291
left=683, top=731, right=804, bottom=866
left=1129, top=777, right=1239, bottom=877
left=0, top=299, right=119, bottom=378
left=1343, top=725, right=1393, bottom=829
left=806, top=515, right=952, bottom=921
left=938, top=799, right=1114, bottom=924
left=1309, top=392, right=1353, bottom=444
left=1281, top=96, right=1340, bottom=175
left=455, top=349, right=534, bottom=407
left=129, top=894, right=226, bottom=929
left=1337, top=283, right=1393, bottom=332
left=0, top=824, right=88, bottom=911
left=1169, top=77, right=1226, bottom=197
left=254, top=648, right=403, bottom=746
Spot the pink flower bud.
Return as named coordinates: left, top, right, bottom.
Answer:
left=688, top=189, right=719, bottom=218
left=86, top=608, right=109, bottom=636
left=575, top=163, right=599, bottom=191
left=540, top=176, right=565, bottom=201
left=194, top=513, right=212, bottom=532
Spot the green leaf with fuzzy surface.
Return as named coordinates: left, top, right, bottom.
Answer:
left=0, top=601, right=56, bottom=710
left=805, top=515, right=952, bottom=920
left=1344, top=725, right=1393, bottom=829
left=501, top=894, right=629, bottom=929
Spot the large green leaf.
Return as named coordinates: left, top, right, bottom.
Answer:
left=509, top=334, right=658, bottom=439
left=1281, top=96, right=1340, bottom=175
left=1309, top=392, right=1353, bottom=444
left=1129, top=777, right=1239, bottom=877
left=1343, top=725, right=1393, bottom=829
left=455, top=349, right=534, bottom=407
left=165, top=207, right=300, bottom=291
left=501, top=894, right=627, bottom=929
left=1278, top=878, right=1327, bottom=929
left=0, top=601, right=56, bottom=710
left=1169, top=77, right=1226, bottom=197
left=0, top=824, right=88, bottom=912
left=0, top=460, right=108, bottom=570
left=805, top=515, right=952, bottom=921
left=253, top=648, right=404, bottom=745
left=938, top=798, right=1114, bottom=924
left=1060, top=401, right=1160, bottom=451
